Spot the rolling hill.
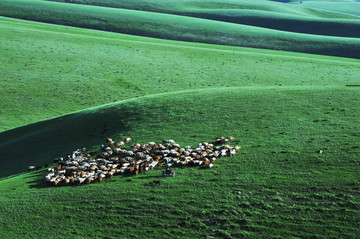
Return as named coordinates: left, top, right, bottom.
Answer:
left=1, top=0, right=360, bottom=58
left=46, top=0, right=360, bottom=37
left=1, top=86, right=359, bottom=237
left=1, top=16, right=360, bottom=175
left=1, top=17, right=359, bottom=133
left=0, top=0, right=360, bottom=238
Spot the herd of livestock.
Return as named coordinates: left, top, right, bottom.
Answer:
left=34, top=137, right=241, bottom=186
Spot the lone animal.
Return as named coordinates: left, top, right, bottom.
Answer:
left=153, top=180, right=161, bottom=185
left=28, top=166, right=36, bottom=172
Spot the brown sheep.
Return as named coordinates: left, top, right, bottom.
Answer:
left=106, top=171, right=114, bottom=180
left=44, top=136, right=241, bottom=187
left=116, top=141, right=125, bottom=147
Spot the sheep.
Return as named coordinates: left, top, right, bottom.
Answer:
left=116, top=141, right=125, bottom=147
left=106, top=138, right=115, bottom=148
left=85, top=177, right=94, bottom=184
left=158, top=144, right=166, bottom=150
left=44, top=136, right=241, bottom=186
left=148, top=161, right=158, bottom=169
left=106, top=171, right=114, bottom=180
left=57, top=169, right=66, bottom=175
left=126, top=151, right=135, bottom=156
left=77, top=177, right=86, bottom=184
left=136, top=152, right=144, bottom=159
left=113, top=148, right=122, bottom=155
left=203, top=159, right=210, bottom=165
left=229, top=149, right=237, bottom=156
left=28, top=166, right=36, bottom=172
left=63, top=178, right=70, bottom=184
left=122, top=163, right=130, bottom=168
left=52, top=180, right=59, bottom=186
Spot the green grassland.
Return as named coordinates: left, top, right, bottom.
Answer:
left=2, top=17, right=359, bottom=133
left=46, top=0, right=360, bottom=37
left=300, top=1, right=360, bottom=17
left=1, top=0, right=360, bottom=58
left=1, top=0, right=360, bottom=237
left=0, top=86, right=359, bottom=238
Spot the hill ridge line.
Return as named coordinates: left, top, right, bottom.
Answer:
left=2, top=1, right=360, bottom=41
left=3, top=16, right=360, bottom=65
left=0, top=85, right=344, bottom=137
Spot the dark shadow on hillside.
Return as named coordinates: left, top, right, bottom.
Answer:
left=25, top=170, right=49, bottom=189
left=26, top=169, right=171, bottom=189
left=0, top=104, right=141, bottom=178
left=26, top=171, right=121, bottom=189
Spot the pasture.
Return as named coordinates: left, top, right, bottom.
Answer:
left=1, top=17, right=359, bottom=133
left=1, top=0, right=360, bottom=58
left=0, top=0, right=360, bottom=238
left=0, top=86, right=359, bottom=237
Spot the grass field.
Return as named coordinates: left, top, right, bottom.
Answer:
left=2, top=17, right=359, bottom=133
left=1, top=0, right=360, bottom=238
left=1, top=0, right=360, bottom=58
left=46, top=0, right=360, bottom=36
left=1, top=87, right=360, bottom=238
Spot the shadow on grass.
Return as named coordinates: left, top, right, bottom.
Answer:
left=26, top=165, right=203, bottom=189
left=25, top=170, right=163, bottom=189
left=25, top=170, right=49, bottom=189
left=26, top=173, right=121, bottom=189
left=0, top=105, right=138, bottom=178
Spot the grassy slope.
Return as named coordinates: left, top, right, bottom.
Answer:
left=1, top=0, right=360, bottom=59
left=46, top=0, right=360, bottom=37
left=301, top=1, right=360, bottom=17
left=2, top=17, right=359, bottom=133
left=0, top=2, right=359, bottom=238
left=0, top=86, right=359, bottom=238
left=0, top=1, right=360, bottom=237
